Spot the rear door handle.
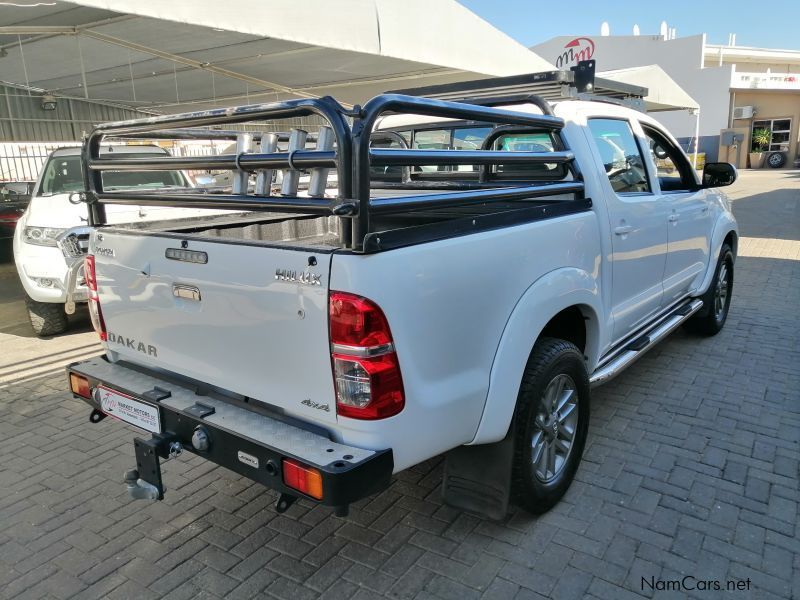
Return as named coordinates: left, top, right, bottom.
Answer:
left=614, top=225, right=633, bottom=235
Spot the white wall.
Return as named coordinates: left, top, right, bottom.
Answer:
left=531, top=35, right=732, bottom=141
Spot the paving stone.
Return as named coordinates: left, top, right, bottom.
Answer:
left=424, top=574, right=482, bottom=600
left=498, top=562, right=556, bottom=596
left=481, top=577, right=520, bottom=599
left=227, top=569, right=279, bottom=600
left=549, top=565, right=593, bottom=600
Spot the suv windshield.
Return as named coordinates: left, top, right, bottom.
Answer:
left=38, top=153, right=186, bottom=196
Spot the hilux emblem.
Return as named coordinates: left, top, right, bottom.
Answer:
left=275, top=268, right=321, bottom=286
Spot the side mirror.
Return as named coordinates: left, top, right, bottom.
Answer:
left=652, top=143, right=669, bottom=160
left=702, top=162, right=737, bottom=188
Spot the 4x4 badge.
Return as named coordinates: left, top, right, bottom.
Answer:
left=302, top=399, right=330, bottom=412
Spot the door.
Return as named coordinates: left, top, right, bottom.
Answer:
left=587, top=118, right=669, bottom=342
left=640, top=122, right=712, bottom=304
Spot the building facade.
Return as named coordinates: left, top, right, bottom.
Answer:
left=708, top=44, right=800, bottom=168
left=532, top=34, right=800, bottom=167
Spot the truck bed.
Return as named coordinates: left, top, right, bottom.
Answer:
left=107, top=190, right=582, bottom=253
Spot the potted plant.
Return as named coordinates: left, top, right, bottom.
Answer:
left=749, top=128, right=771, bottom=168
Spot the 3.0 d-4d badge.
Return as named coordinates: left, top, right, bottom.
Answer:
left=275, top=268, right=321, bottom=286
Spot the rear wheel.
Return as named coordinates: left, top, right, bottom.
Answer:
left=686, top=243, right=733, bottom=336
left=25, top=296, right=69, bottom=337
left=511, top=337, right=590, bottom=514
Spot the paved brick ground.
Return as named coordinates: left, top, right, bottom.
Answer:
left=0, top=170, right=798, bottom=600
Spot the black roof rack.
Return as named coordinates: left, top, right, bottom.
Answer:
left=390, top=60, right=648, bottom=111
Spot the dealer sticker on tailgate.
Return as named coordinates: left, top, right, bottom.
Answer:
left=98, top=386, right=161, bottom=433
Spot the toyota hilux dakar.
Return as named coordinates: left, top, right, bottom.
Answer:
left=66, top=68, right=738, bottom=520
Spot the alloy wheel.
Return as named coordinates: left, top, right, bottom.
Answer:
left=714, top=262, right=730, bottom=321
left=531, top=374, right=578, bottom=482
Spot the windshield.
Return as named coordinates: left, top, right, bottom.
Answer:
left=38, top=153, right=187, bottom=196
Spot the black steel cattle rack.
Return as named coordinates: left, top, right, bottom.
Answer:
left=82, top=76, right=591, bottom=252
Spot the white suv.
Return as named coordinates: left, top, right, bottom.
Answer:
left=14, top=145, right=195, bottom=336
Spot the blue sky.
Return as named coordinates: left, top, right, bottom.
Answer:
left=458, top=0, right=800, bottom=50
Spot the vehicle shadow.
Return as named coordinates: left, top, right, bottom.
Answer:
left=0, top=305, right=92, bottom=339
left=728, top=187, right=800, bottom=242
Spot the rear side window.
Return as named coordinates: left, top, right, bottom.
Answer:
left=587, top=119, right=650, bottom=194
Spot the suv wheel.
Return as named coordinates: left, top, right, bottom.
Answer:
left=511, top=337, right=590, bottom=514
left=25, top=296, right=69, bottom=337
left=686, top=243, right=734, bottom=336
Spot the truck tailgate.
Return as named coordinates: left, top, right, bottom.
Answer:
left=93, top=230, right=337, bottom=425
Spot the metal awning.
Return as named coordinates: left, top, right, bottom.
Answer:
left=0, top=0, right=555, bottom=115
left=597, top=65, right=699, bottom=112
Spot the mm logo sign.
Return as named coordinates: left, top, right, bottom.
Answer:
left=555, top=37, right=595, bottom=68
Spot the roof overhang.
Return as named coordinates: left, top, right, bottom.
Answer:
left=0, top=0, right=555, bottom=114
left=704, top=44, right=800, bottom=65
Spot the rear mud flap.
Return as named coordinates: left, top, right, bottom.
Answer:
left=442, top=428, right=514, bottom=521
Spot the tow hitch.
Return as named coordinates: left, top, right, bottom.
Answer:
left=124, top=468, right=161, bottom=500
left=126, top=433, right=180, bottom=501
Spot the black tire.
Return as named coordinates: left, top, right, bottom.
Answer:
left=766, top=152, right=786, bottom=169
left=511, top=337, right=590, bottom=514
left=685, top=244, right=734, bottom=336
left=25, top=296, right=69, bottom=337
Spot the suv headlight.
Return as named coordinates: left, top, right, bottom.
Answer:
left=23, top=226, right=65, bottom=247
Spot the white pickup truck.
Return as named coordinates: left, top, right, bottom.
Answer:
left=66, top=74, right=738, bottom=519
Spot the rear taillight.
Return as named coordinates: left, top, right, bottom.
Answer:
left=84, top=255, right=107, bottom=341
left=282, top=459, right=323, bottom=499
left=69, top=373, right=91, bottom=399
left=329, top=291, right=404, bottom=419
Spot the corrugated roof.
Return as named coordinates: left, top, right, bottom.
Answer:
left=0, top=83, right=148, bottom=141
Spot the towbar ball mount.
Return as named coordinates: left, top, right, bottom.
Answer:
left=129, top=432, right=180, bottom=501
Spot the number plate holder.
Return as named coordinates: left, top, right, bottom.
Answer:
left=97, top=386, right=162, bottom=433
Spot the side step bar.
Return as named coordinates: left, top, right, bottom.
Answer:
left=590, top=299, right=703, bottom=388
